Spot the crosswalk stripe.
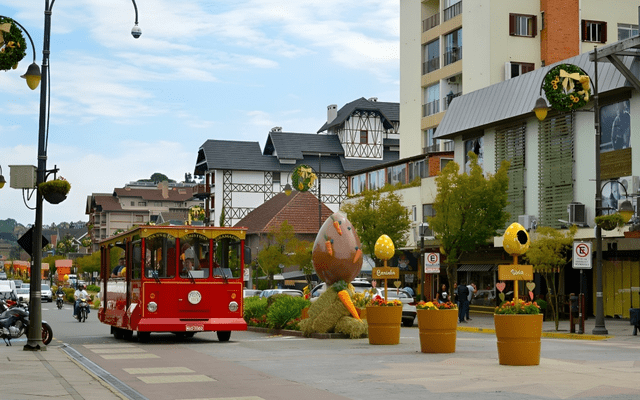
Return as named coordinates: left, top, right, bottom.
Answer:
left=124, top=367, right=194, bottom=374
left=137, top=375, right=214, bottom=384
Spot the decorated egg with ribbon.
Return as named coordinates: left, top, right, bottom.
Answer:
left=374, top=234, right=395, bottom=260
left=503, top=222, right=530, bottom=256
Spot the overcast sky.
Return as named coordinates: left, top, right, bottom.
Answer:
left=0, top=0, right=399, bottom=226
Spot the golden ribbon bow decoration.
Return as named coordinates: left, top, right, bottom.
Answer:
left=0, top=22, right=11, bottom=47
left=577, top=75, right=590, bottom=101
left=558, top=69, right=583, bottom=93
left=297, top=166, right=317, bottom=188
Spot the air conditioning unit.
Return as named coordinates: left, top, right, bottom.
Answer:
left=447, top=76, right=459, bottom=84
left=419, top=223, right=434, bottom=239
left=619, top=176, right=640, bottom=195
left=568, top=202, right=587, bottom=226
left=518, top=215, right=537, bottom=231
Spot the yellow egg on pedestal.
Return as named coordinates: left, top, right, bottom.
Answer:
left=374, top=234, right=395, bottom=261
left=503, top=222, right=530, bottom=256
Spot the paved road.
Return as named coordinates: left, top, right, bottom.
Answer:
left=30, top=305, right=640, bottom=400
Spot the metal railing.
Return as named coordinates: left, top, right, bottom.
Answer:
left=422, top=100, right=440, bottom=117
left=444, top=1, right=462, bottom=22
left=423, top=13, right=440, bottom=32
left=423, top=57, right=440, bottom=75
left=444, top=46, right=462, bottom=66
left=443, top=91, right=462, bottom=110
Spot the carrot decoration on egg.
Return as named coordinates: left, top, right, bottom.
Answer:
left=324, top=235, right=334, bottom=256
left=331, top=215, right=343, bottom=235
left=353, top=246, right=362, bottom=263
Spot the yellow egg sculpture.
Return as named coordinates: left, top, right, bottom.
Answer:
left=503, top=222, right=530, bottom=256
left=374, top=234, right=395, bottom=261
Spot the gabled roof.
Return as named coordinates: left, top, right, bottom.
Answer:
left=92, top=194, right=122, bottom=212
left=317, top=97, right=399, bottom=133
left=263, top=132, right=344, bottom=159
left=435, top=51, right=634, bottom=139
left=235, top=191, right=333, bottom=234
left=195, top=139, right=281, bottom=175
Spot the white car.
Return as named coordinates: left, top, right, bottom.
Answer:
left=41, top=284, right=53, bottom=302
left=383, top=288, right=417, bottom=327
left=16, top=288, right=30, bottom=304
left=309, top=279, right=374, bottom=302
left=259, top=289, right=304, bottom=298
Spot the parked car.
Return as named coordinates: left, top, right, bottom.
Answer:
left=41, top=283, right=53, bottom=302
left=310, top=279, right=374, bottom=302
left=259, top=289, right=304, bottom=298
left=13, top=279, right=23, bottom=288
left=383, top=288, right=417, bottom=327
left=0, top=271, right=7, bottom=280
left=16, top=288, right=30, bottom=304
left=243, top=289, right=263, bottom=298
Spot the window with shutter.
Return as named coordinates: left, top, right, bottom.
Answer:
left=509, top=14, right=537, bottom=37
left=582, top=20, right=607, bottom=43
left=495, top=123, right=526, bottom=222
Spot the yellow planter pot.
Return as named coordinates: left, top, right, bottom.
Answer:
left=417, top=309, right=458, bottom=353
left=366, top=306, right=402, bottom=345
left=494, top=314, right=543, bottom=366
left=357, top=308, right=367, bottom=320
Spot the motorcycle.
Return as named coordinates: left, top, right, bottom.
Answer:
left=0, top=300, right=53, bottom=346
left=56, top=293, right=64, bottom=309
left=76, top=298, right=90, bottom=322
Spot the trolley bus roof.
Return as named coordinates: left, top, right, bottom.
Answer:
left=98, top=225, right=247, bottom=246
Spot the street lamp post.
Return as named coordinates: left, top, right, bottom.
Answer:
left=17, top=1, right=142, bottom=351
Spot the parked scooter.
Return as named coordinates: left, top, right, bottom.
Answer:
left=56, top=293, right=64, bottom=309
left=76, top=298, right=90, bottom=322
left=0, top=300, right=53, bottom=346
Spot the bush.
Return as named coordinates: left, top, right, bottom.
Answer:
left=87, top=284, right=100, bottom=292
left=244, top=297, right=269, bottom=327
left=266, top=296, right=310, bottom=330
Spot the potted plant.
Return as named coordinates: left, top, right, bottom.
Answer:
left=494, top=299, right=543, bottom=365
left=416, top=300, right=458, bottom=353
left=38, top=177, right=71, bottom=204
left=366, top=295, right=403, bottom=345
left=595, top=213, right=625, bottom=231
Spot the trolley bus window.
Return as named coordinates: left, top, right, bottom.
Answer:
left=145, top=234, right=176, bottom=279
left=179, top=235, right=210, bottom=279
left=212, top=238, right=242, bottom=278
left=132, top=242, right=142, bottom=279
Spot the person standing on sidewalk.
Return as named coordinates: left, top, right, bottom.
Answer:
left=466, top=282, right=477, bottom=321
left=457, top=281, right=470, bottom=323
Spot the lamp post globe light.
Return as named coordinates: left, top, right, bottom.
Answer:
left=2, top=1, right=141, bottom=351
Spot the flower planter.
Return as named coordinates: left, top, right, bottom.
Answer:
left=357, top=307, right=367, bottom=320
left=494, top=314, right=543, bottom=366
left=366, top=306, right=401, bottom=345
left=417, top=309, right=458, bottom=353
left=43, top=192, right=67, bottom=204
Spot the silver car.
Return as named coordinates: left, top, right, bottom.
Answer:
left=381, top=288, right=417, bottom=327
left=41, top=284, right=53, bottom=302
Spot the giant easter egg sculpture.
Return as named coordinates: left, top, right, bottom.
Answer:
left=312, top=212, right=363, bottom=285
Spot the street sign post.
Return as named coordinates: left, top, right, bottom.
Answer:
left=573, top=241, right=592, bottom=269
left=424, top=252, right=440, bottom=274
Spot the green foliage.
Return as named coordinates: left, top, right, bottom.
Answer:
left=219, top=206, right=226, bottom=227
left=341, top=189, right=411, bottom=265
left=428, top=152, right=510, bottom=285
left=523, top=225, right=577, bottom=330
left=535, top=298, right=548, bottom=311
left=595, top=213, right=625, bottom=230
left=87, top=284, right=100, bottom=292
left=38, top=178, right=71, bottom=196
left=257, top=221, right=310, bottom=286
left=266, top=296, right=310, bottom=329
left=55, top=234, right=78, bottom=256
left=149, top=173, right=172, bottom=183
left=244, top=297, right=269, bottom=324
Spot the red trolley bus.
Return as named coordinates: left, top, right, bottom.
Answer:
left=98, top=225, right=247, bottom=342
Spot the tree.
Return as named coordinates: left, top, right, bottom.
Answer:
left=56, top=234, right=78, bottom=256
left=428, top=152, right=510, bottom=288
left=149, top=172, right=172, bottom=183
left=256, top=221, right=312, bottom=288
left=219, top=206, right=226, bottom=227
left=290, top=239, right=313, bottom=285
left=341, top=189, right=411, bottom=266
left=523, top=225, right=577, bottom=330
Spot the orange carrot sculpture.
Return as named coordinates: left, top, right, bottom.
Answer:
left=331, top=215, right=343, bottom=235
left=333, top=280, right=361, bottom=321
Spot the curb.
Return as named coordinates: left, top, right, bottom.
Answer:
left=247, top=326, right=356, bottom=339
left=456, top=326, right=611, bottom=340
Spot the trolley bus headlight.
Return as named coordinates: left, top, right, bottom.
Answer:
left=228, top=301, right=239, bottom=312
left=147, top=301, right=158, bottom=313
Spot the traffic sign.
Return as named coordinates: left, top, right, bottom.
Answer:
left=424, top=252, right=440, bottom=274
left=573, top=241, right=592, bottom=269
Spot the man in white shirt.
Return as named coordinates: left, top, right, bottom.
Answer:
left=73, top=285, right=90, bottom=319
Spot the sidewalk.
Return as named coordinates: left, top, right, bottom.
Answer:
left=0, top=314, right=636, bottom=400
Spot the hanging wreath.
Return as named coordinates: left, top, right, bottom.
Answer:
left=291, top=164, right=317, bottom=192
left=189, top=205, right=206, bottom=221
left=0, top=17, right=27, bottom=72
left=542, top=64, right=591, bottom=112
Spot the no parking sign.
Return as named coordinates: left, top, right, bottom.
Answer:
left=424, top=252, right=440, bottom=274
left=573, top=241, right=592, bottom=269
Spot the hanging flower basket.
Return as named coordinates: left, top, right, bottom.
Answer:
left=0, top=17, right=28, bottom=72
left=38, top=177, right=71, bottom=205
left=595, top=214, right=625, bottom=231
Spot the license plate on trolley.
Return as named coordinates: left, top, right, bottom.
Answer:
left=186, top=325, right=204, bottom=332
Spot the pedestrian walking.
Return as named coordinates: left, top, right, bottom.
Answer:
left=457, top=282, right=470, bottom=323
left=466, top=282, right=477, bottom=321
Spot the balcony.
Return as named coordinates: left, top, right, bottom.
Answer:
left=444, top=46, right=462, bottom=66
left=422, top=99, right=440, bottom=117
left=444, top=1, right=462, bottom=22
left=423, top=57, right=440, bottom=75
left=192, top=183, right=211, bottom=200
left=443, top=91, right=462, bottom=111
left=423, top=13, right=440, bottom=32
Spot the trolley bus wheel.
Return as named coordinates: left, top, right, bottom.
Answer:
left=123, top=329, right=134, bottom=341
left=138, top=331, right=151, bottom=343
left=113, top=328, right=124, bottom=339
left=217, top=331, right=231, bottom=342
